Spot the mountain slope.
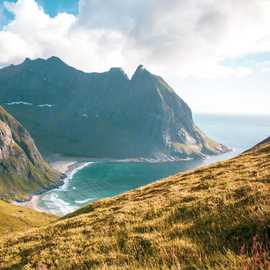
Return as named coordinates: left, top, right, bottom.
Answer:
left=0, top=138, right=269, bottom=269
left=0, top=57, right=228, bottom=159
left=0, top=106, right=63, bottom=201
left=0, top=200, right=56, bottom=236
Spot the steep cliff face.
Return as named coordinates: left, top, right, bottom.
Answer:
left=0, top=107, right=63, bottom=201
left=0, top=57, right=228, bottom=159
left=129, top=65, right=227, bottom=158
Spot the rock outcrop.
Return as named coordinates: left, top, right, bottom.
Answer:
left=0, top=106, right=63, bottom=201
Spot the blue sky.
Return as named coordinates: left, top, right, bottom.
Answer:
left=0, top=0, right=78, bottom=17
left=0, top=0, right=270, bottom=115
left=223, top=52, right=270, bottom=69
left=37, top=0, right=78, bottom=16
left=0, top=0, right=78, bottom=27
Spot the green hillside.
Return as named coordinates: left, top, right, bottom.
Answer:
left=0, top=200, right=56, bottom=236
left=0, top=138, right=269, bottom=269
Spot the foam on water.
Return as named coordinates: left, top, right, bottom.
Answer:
left=41, top=193, right=77, bottom=216
left=60, top=162, right=94, bottom=191
left=38, top=162, right=94, bottom=215
left=38, top=159, right=202, bottom=216
left=75, top=198, right=96, bottom=204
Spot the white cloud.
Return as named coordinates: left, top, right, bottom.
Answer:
left=0, top=0, right=77, bottom=66
left=0, top=0, right=270, bottom=114
left=255, top=61, right=270, bottom=73
left=76, top=0, right=270, bottom=77
left=0, top=0, right=270, bottom=78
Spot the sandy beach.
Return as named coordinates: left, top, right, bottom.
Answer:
left=19, top=195, right=41, bottom=211
left=17, top=160, right=83, bottom=213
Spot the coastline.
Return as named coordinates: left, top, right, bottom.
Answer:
left=17, top=160, right=90, bottom=213
left=51, top=160, right=81, bottom=174
left=15, top=151, right=237, bottom=214
left=15, top=156, right=191, bottom=214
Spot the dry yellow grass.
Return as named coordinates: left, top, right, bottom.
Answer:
left=0, top=140, right=270, bottom=269
left=0, top=200, right=56, bottom=236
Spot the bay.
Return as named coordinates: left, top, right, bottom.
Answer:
left=38, top=113, right=270, bottom=215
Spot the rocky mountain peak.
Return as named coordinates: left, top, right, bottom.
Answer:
left=47, top=56, right=64, bottom=63
left=0, top=57, right=228, bottom=160
left=131, top=64, right=150, bottom=80
left=108, top=67, right=129, bottom=80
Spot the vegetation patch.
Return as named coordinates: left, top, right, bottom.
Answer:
left=0, top=139, right=270, bottom=269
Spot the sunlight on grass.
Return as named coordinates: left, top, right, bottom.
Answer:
left=0, top=140, right=269, bottom=269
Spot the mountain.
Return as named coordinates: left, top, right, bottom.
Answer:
left=0, top=106, right=63, bottom=201
left=0, top=57, right=228, bottom=159
left=0, top=138, right=269, bottom=269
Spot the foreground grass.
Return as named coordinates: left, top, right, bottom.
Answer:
left=0, top=140, right=270, bottom=269
left=0, top=200, right=56, bottom=236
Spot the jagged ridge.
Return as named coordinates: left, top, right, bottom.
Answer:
left=0, top=57, right=228, bottom=159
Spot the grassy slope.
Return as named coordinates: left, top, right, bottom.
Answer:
left=0, top=140, right=270, bottom=269
left=0, top=200, right=56, bottom=236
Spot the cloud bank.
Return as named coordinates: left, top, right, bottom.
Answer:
left=0, top=0, right=270, bottom=78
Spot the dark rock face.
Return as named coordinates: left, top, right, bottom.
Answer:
left=0, top=57, right=228, bottom=159
left=0, top=106, right=63, bottom=201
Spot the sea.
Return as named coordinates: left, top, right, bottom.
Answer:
left=38, top=113, right=270, bottom=216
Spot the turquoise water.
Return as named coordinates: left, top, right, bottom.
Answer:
left=38, top=114, right=270, bottom=215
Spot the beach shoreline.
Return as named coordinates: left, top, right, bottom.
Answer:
left=51, top=160, right=81, bottom=174
left=16, top=159, right=90, bottom=213
left=13, top=152, right=236, bottom=214
left=16, top=156, right=189, bottom=214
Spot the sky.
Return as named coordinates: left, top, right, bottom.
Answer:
left=0, top=0, right=270, bottom=115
